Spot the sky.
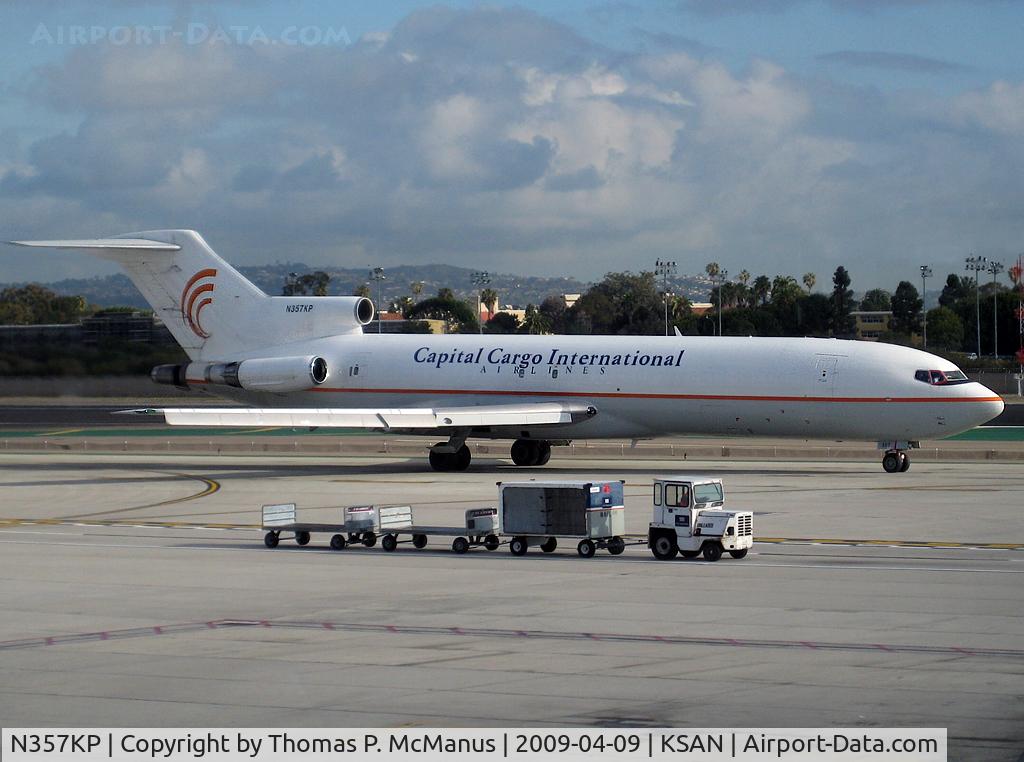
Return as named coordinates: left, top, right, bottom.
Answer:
left=0, top=0, right=1022, bottom=291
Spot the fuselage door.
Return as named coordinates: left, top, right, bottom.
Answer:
left=814, top=355, right=839, bottom=396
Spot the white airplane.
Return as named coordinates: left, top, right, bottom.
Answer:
left=10, top=230, right=1004, bottom=472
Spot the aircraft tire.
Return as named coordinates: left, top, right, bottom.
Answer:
left=453, top=445, right=472, bottom=471
left=429, top=446, right=448, bottom=471
left=899, top=453, right=911, bottom=472
left=729, top=548, right=748, bottom=559
left=882, top=452, right=901, bottom=473
left=536, top=442, right=552, bottom=466
left=510, top=439, right=533, bottom=466
left=702, top=542, right=723, bottom=562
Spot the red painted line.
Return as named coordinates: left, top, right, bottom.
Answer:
left=953, top=647, right=974, bottom=655
left=516, top=631, right=530, bottom=638
left=586, top=633, right=601, bottom=641
left=153, top=626, right=163, bottom=635
left=99, top=632, right=109, bottom=641
left=206, top=621, right=217, bottom=629
left=386, top=625, right=398, bottom=633
left=874, top=643, right=894, bottom=652
left=309, top=386, right=1001, bottom=404
left=322, top=622, right=334, bottom=630
left=801, top=641, right=818, bottom=650
left=44, top=637, right=54, bottom=646
left=259, top=620, right=271, bottom=627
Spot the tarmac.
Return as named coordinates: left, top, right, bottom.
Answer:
left=0, top=447, right=1021, bottom=761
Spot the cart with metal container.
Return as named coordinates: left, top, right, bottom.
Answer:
left=260, top=503, right=413, bottom=549
left=377, top=507, right=502, bottom=554
left=497, top=480, right=627, bottom=558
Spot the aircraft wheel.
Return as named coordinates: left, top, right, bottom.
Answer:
left=608, top=537, right=625, bottom=555
left=509, top=536, right=529, bottom=556
left=536, top=442, right=552, bottom=466
left=899, top=453, right=911, bottom=472
left=882, top=452, right=901, bottom=473
left=412, top=534, right=428, bottom=549
left=577, top=539, right=596, bottom=558
left=540, top=537, right=557, bottom=553
left=452, top=536, right=470, bottom=554
left=729, top=548, right=749, bottom=559
left=453, top=445, right=472, bottom=471
left=330, top=534, right=346, bottom=551
left=650, top=533, right=678, bottom=560
left=295, top=531, right=311, bottom=546
left=510, top=439, right=534, bottom=466
left=382, top=534, right=398, bottom=552
left=362, top=532, right=377, bottom=548
left=483, top=534, right=500, bottom=551
left=429, top=446, right=448, bottom=471
left=264, top=532, right=279, bottom=549
left=702, top=542, right=723, bottom=562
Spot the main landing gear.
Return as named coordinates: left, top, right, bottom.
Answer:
left=429, top=437, right=472, bottom=472
left=510, top=438, right=551, bottom=467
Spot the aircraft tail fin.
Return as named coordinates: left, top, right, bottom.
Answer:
left=10, top=230, right=267, bottom=360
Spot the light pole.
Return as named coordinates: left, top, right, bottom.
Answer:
left=717, top=269, right=728, bottom=337
left=369, top=267, right=385, bottom=334
left=965, top=255, right=987, bottom=356
left=919, top=265, right=932, bottom=348
left=472, top=271, right=490, bottom=334
left=988, top=260, right=1004, bottom=358
left=655, top=259, right=677, bottom=336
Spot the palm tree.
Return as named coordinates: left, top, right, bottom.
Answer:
left=752, top=275, right=771, bottom=306
left=802, top=272, right=816, bottom=293
left=705, top=262, right=720, bottom=280
left=410, top=281, right=424, bottom=299
left=520, top=304, right=551, bottom=335
left=353, top=283, right=371, bottom=298
left=480, top=287, right=498, bottom=318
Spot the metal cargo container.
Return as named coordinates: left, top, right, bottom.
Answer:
left=498, top=480, right=626, bottom=558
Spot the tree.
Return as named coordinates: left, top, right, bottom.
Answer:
left=802, top=272, right=816, bottom=293
left=890, top=281, right=922, bottom=335
left=859, top=288, right=892, bottom=312
left=410, top=281, right=424, bottom=299
left=519, top=304, right=550, bottom=335
left=0, top=285, right=89, bottom=325
left=407, top=295, right=479, bottom=333
left=829, top=266, right=856, bottom=337
left=751, top=275, right=771, bottom=306
left=925, top=306, right=964, bottom=350
left=737, top=270, right=751, bottom=287
left=539, top=295, right=567, bottom=334
left=938, top=274, right=968, bottom=307
left=797, top=293, right=832, bottom=336
left=705, top=262, right=720, bottom=280
left=479, top=287, right=498, bottom=316
left=284, top=271, right=330, bottom=296
left=569, top=271, right=663, bottom=335
left=485, top=311, right=520, bottom=334
left=437, top=287, right=454, bottom=300
left=353, top=283, right=371, bottom=299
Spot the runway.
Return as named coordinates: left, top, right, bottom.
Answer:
left=0, top=452, right=1021, bottom=760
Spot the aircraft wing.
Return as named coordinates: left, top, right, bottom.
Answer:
left=119, top=402, right=596, bottom=430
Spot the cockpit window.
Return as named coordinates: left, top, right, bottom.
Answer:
left=915, top=369, right=970, bottom=386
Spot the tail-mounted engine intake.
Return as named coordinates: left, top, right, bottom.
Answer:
left=152, top=355, right=329, bottom=394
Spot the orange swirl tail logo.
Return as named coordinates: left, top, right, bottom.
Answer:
left=180, top=268, right=217, bottom=339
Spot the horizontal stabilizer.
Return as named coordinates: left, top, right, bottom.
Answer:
left=120, top=403, right=597, bottom=430
left=9, top=238, right=181, bottom=251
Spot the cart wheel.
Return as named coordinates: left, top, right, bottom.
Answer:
left=608, top=536, right=626, bottom=555
left=264, top=531, right=279, bottom=549
left=650, top=533, right=678, bottom=561
left=509, top=536, right=528, bottom=556
left=484, top=534, right=500, bottom=551
left=412, top=534, right=428, bottom=549
left=680, top=550, right=700, bottom=559
left=452, top=536, right=470, bottom=554
left=540, top=537, right=557, bottom=553
left=362, top=532, right=377, bottom=548
left=295, top=531, right=311, bottom=546
left=729, top=548, right=749, bottom=559
left=382, top=534, right=398, bottom=552
left=330, top=534, right=346, bottom=551
left=702, top=542, right=723, bottom=562
left=577, top=539, right=596, bottom=558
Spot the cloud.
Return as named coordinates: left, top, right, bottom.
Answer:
left=1, top=5, right=1023, bottom=289
left=817, top=50, right=969, bottom=73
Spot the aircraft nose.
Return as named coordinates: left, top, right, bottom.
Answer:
left=972, top=384, right=1004, bottom=425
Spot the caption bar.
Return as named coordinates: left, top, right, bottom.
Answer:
left=2, top=728, right=946, bottom=761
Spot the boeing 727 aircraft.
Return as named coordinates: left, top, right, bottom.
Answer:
left=10, top=230, right=1004, bottom=472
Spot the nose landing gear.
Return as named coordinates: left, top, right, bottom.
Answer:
left=879, top=440, right=916, bottom=473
